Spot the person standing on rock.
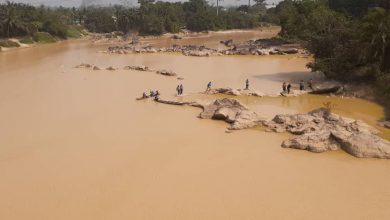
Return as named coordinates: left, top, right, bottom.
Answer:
left=176, top=85, right=180, bottom=95
left=245, top=79, right=249, bottom=90
left=179, top=84, right=183, bottom=95
left=206, top=81, right=212, bottom=92
left=282, top=82, right=287, bottom=93
left=299, top=80, right=305, bottom=91
left=308, top=78, right=314, bottom=90
left=287, top=83, right=292, bottom=94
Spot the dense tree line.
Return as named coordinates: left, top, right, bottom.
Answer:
left=0, top=0, right=273, bottom=38
left=82, top=0, right=268, bottom=35
left=0, top=1, right=83, bottom=40
left=270, top=0, right=389, bottom=102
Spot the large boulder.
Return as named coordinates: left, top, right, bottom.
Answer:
left=282, top=130, right=339, bottom=153
left=156, top=69, right=177, bottom=76
left=265, top=108, right=390, bottom=159
left=331, top=130, right=390, bottom=159
left=200, top=98, right=264, bottom=130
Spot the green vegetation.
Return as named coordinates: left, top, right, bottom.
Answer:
left=270, top=0, right=389, bottom=115
left=66, top=26, right=85, bottom=38
left=0, top=1, right=84, bottom=40
left=32, top=32, right=57, bottom=43
left=0, top=39, right=19, bottom=47
left=82, top=0, right=268, bottom=35
left=19, top=36, right=34, bottom=44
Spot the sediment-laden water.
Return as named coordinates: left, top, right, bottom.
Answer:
left=1, top=30, right=390, bottom=220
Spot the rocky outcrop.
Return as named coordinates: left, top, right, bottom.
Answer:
left=155, top=98, right=265, bottom=130
left=75, top=63, right=93, bottom=68
left=206, top=88, right=264, bottom=97
left=220, top=39, right=233, bottom=47
left=172, top=35, right=182, bottom=40
left=156, top=69, right=177, bottom=76
left=152, top=97, right=390, bottom=159
left=105, top=40, right=307, bottom=57
left=124, top=65, right=151, bottom=71
left=74, top=63, right=181, bottom=77
left=106, top=66, right=117, bottom=71
left=309, top=81, right=344, bottom=94
left=264, top=108, right=390, bottom=159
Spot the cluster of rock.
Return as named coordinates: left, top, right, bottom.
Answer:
left=105, top=38, right=307, bottom=57
left=107, top=44, right=219, bottom=57
left=155, top=98, right=265, bottom=130
left=89, top=32, right=127, bottom=44
left=75, top=63, right=116, bottom=71
left=151, top=97, right=390, bottom=159
left=264, top=108, right=390, bottom=159
left=203, top=85, right=345, bottom=98
left=75, top=63, right=179, bottom=77
left=206, top=88, right=264, bottom=97
left=199, top=98, right=266, bottom=130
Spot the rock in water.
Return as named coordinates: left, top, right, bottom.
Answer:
left=266, top=108, right=390, bottom=159
left=156, top=70, right=177, bottom=76
left=384, top=121, right=390, bottom=129
left=207, top=88, right=264, bottom=97
left=200, top=98, right=265, bottom=130
left=75, top=63, right=92, bottom=68
left=124, top=65, right=150, bottom=71
left=106, top=66, right=117, bottom=71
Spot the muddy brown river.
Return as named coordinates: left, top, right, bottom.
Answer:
left=1, top=29, right=390, bottom=220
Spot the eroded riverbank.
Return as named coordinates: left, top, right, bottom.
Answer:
left=1, top=29, right=390, bottom=220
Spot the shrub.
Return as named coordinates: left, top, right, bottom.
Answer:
left=66, top=26, right=84, bottom=38
left=33, top=32, right=57, bottom=43
left=20, top=37, right=34, bottom=44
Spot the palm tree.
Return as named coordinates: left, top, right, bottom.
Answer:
left=0, top=1, right=28, bottom=38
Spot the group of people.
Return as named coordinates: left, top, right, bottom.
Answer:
left=142, top=90, right=160, bottom=100
left=282, top=79, right=314, bottom=94
left=176, top=84, right=184, bottom=95
left=141, top=78, right=315, bottom=100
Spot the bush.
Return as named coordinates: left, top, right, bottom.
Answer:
left=20, top=37, right=34, bottom=44
left=42, top=20, right=68, bottom=39
left=0, top=40, right=21, bottom=47
left=66, top=26, right=84, bottom=38
left=33, top=32, right=57, bottom=43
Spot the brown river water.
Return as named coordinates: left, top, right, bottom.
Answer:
left=1, top=29, right=390, bottom=220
